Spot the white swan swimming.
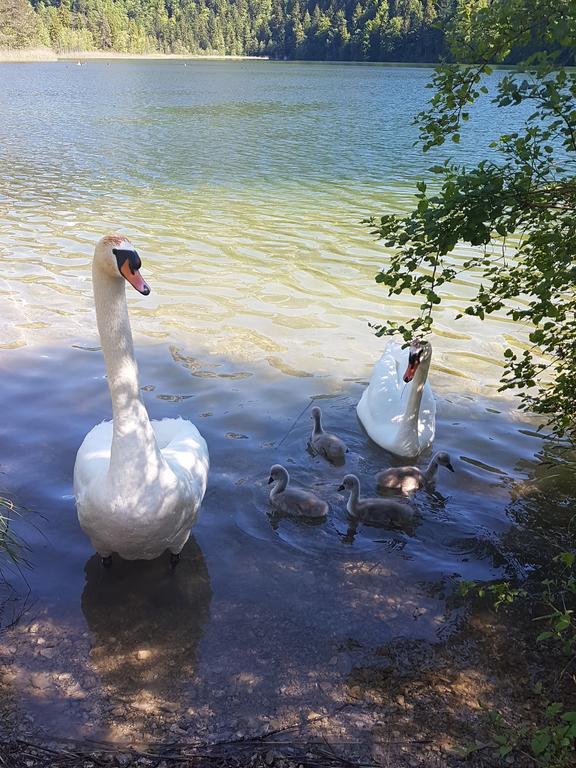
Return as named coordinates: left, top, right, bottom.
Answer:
left=73, top=235, right=209, bottom=563
left=356, top=339, right=435, bottom=458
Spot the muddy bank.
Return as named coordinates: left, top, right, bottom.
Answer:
left=2, top=589, right=572, bottom=768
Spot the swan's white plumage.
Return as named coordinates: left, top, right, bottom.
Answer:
left=74, top=418, right=208, bottom=560
left=73, top=236, right=209, bottom=560
left=357, top=341, right=435, bottom=457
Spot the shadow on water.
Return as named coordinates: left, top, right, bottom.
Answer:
left=0, top=340, right=572, bottom=744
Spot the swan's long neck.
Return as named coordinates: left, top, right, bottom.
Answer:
left=312, top=410, right=323, bottom=437
left=424, top=456, right=439, bottom=484
left=93, top=265, right=163, bottom=483
left=346, top=481, right=360, bottom=517
left=397, top=353, right=431, bottom=454
left=271, top=470, right=289, bottom=496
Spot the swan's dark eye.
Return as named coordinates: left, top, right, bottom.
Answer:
left=113, top=248, right=141, bottom=275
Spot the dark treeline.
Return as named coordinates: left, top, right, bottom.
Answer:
left=1, top=0, right=451, bottom=60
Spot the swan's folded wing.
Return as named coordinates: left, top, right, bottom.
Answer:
left=154, top=418, right=209, bottom=501
left=364, top=345, right=404, bottom=420
left=73, top=421, right=113, bottom=500
left=283, top=488, right=326, bottom=517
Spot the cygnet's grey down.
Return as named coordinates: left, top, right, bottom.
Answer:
left=268, top=464, right=328, bottom=519
left=338, top=474, right=415, bottom=530
left=376, top=451, right=454, bottom=495
left=309, top=406, right=347, bottom=464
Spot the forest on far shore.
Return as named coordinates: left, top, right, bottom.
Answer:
left=1, top=0, right=572, bottom=64
left=1, top=0, right=474, bottom=62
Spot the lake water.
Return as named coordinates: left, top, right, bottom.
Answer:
left=0, top=60, right=571, bottom=748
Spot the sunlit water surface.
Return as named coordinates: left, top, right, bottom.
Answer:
left=0, top=60, right=569, bottom=744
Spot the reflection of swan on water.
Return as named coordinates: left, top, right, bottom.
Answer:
left=81, top=537, right=211, bottom=699
left=357, top=339, right=435, bottom=457
left=74, top=235, right=209, bottom=564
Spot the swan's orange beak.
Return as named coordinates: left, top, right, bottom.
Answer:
left=119, top=259, right=150, bottom=296
left=403, top=360, right=419, bottom=383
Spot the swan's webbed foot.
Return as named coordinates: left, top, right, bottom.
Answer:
left=169, top=552, right=180, bottom=568
left=101, top=555, right=113, bottom=568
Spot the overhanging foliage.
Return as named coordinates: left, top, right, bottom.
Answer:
left=368, top=0, right=576, bottom=439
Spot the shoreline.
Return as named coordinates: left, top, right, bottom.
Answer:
left=59, top=51, right=268, bottom=61
left=0, top=48, right=57, bottom=62
left=0, top=48, right=268, bottom=63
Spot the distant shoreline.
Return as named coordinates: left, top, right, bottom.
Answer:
left=0, top=48, right=58, bottom=62
left=0, top=48, right=268, bottom=63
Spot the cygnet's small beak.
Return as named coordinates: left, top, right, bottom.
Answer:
left=268, top=476, right=274, bottom=484
left=337, top=484, right=345, bottom=492
left=447, top=462, right=455, bottom=473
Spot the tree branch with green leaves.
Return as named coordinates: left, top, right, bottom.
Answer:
left=367, top=0, right=576, bottom=440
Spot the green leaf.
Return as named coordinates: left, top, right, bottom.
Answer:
left=531, top=731, right=551, bottom=755
left=554, top=615, right=572, bottom=632
left=555, top=552, right=575, bottom=569
left=546, top=703, right=563, bottom=718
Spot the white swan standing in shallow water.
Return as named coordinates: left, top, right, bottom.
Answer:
left=74, top=235, right=209, bottom=564
left=356, top=339, right=435, bottom=458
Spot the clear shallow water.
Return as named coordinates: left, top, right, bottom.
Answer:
left=0, top=60, right=570, bottom=743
